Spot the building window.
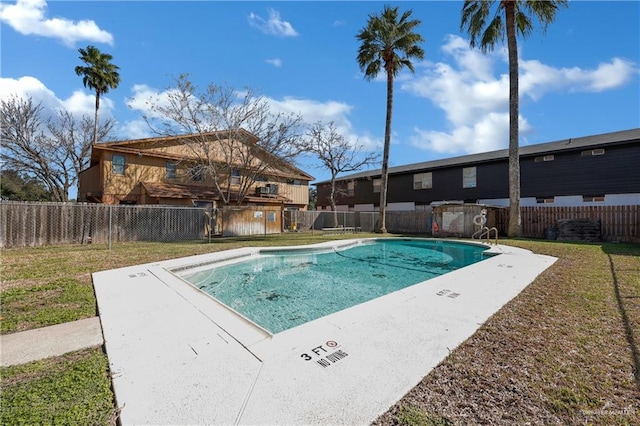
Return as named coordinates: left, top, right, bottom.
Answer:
left=462, top=167, right=476, bottom=188
left=583, top=195, right=605, bottom=202
left=165, top=162, right=177, bottom=180
left=112, top=154, right=125, bottom=175
left=189, top=166, right=204, bottom=182
left=287, top=179, right=303, bottom=185
left=536, top=197, right=555, bottom=204
left=255, top=175, right=268, bottom=182
left=413, top=172, right=432, bottom=190
left=372, top=178, right=381, bottom=193
left=347, top=181, right=355, bottom=196
left=534, top=155, right=555, bottom=162
left=230, top=168, right=241, bottom=186
left=581, top=148, right=605, bottom=156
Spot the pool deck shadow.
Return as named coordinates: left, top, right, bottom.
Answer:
left=93, top=239, right=557, bottom=425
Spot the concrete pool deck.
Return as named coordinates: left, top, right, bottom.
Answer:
left=93, top=239, right=557, bottom=425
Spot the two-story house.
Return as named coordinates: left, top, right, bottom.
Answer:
left=78, top=129, right=314, bottom=210
left=315, top=128, right=640, bottom=211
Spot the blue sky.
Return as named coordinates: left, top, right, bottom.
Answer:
left=1, top=0, right=639, bottom=184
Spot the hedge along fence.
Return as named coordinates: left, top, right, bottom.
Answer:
left=498, top=205, right=639, bottom=243
left=1, top=201, right=207, bottom=248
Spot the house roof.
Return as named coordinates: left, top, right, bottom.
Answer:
left=141, top=182, right=222, bottom=200
left=314, top=128, right=640, bottom=185
left=141, top=182, right=292, bottom=204
left=91, top=129, right=314, bottom=181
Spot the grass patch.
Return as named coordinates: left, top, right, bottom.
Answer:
left=374, top=240, right=640, bottom=425
left=1, top=278, right=96, bottom=333
left=2, top=235, right=638, bottom=424
left=0, top=348, right=116, bottom=425
left=0, top=232, right=380, bottom=333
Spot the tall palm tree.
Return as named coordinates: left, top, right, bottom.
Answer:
left=357, top=5, right=424, bottom=233
left=461, top=0, right=567, bottom=237
left=75, top=45, right=120, bottom=145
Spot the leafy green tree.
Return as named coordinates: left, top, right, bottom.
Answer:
left=0, top=169, right=52, bottom=201
left=75, top=45, right=121, bottom=144
left=356, top=5, right=424, bottom=233
left=308, top=187, right=318, bottom=211
left=461, top=0, right=568, bottom=237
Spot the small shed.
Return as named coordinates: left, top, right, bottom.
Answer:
left=432, top=203, right=503, bottom=238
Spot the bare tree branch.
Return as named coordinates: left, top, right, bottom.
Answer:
left=304, top=120, right=379, bottom=225
left=142, top=74, right=304, bottom=205
left=1, top=95, right=115, bottom=201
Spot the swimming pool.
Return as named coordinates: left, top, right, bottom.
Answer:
left=95, top=240, right=557, bottom=424
left=176, top=239, right=493, bottom=333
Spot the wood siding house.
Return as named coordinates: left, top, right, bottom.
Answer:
left=78, top=130, right=314, bottom=210
left=315, top=128, right=640, bottom=211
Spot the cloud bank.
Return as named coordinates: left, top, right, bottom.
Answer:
left=404, top=35, right=637, bottom=155
left=0, top=0, right=114, bottom=46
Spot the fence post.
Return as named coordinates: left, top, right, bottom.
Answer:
left=108, top=205, right=113, bottom=251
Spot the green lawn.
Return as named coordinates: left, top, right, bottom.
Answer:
left=1, top=235, right=638, bottom=425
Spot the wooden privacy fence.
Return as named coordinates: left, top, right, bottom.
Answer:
left=1, top=201, right=207, bottom=248
left=221, top=206, right=282, bottom=237
left=2, top=202, right=638, bottom=248
left=290, top=210, right=431, bottom=234
left=498, top=205, right=639, bottom=243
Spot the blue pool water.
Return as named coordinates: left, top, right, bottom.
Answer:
left=179, top=239, right=490, bottom=333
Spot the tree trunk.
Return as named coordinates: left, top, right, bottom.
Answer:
left=93, top=91, right=100, bottom=145
left=505, top=1, right=522, bottom=237
left=329, top=178, right=338, bottom=228
left=376, top=69, right=394, bottom=233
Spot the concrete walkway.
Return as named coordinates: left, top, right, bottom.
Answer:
left=94, top=240, right=557, bottom=425
left=1, top=317, right=104, bottom=367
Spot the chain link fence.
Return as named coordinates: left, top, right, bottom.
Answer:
left=1, top=201, right=207, bottom=248
left=283, top=210, right=433, bottom=234
left=2, top=202, right=438, bottom=249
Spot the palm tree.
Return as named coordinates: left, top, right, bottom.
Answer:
left=356, top=5, right=424, bottom=233
left=461, top=0, right=567, bottom=237
left=75, top=45, right=120, bottom=145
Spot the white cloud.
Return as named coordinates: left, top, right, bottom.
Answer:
left=0, top=75, right=114, bottom=120
left=248, top=9, right=298, bottom=37
left=520, top=57, right=637, bottom=99
left=0, top=0, right=114, bottom=47
left=125, top=83, right=380, bottom=151
left=403, top=34, right=638, bottom=155
left=119, top=119, right=152, bottom=140
left=124, top=83, right=180, bottom=137
left=266, top=96, right=381, bottom=152
left=266, top=58, right=282, bottom=68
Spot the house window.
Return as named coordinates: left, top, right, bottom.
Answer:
left=583, top=195, right=605, bottom=202
left=536, top=197, right=555, bottom=204
left=413, top=172, right=432, bottom=190
left=230, top=168, right=241, bottom=186
left=165, top=162, right=177, bottom=180
left=287, top=179, right=303, bottom=185
left=255, top=175, right=268, bottom=182
left=462, top=167, right=476, bottom=188
left=534, top=155, right=555, bottom=162
left=112, top=154, right=125, bottom=175
left=372, top=178, right=381, bottom=193
left=581, top=148, right=605, bottom=156
left=347, top=181, right=355, bottom=196
left=189, top=166, right=204, bottom=182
